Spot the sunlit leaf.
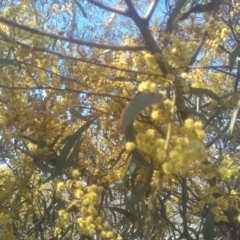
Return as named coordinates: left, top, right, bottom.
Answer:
left=120, top=92, right=163, bottom=132
left=226, top=98, right=240, bottom=137
left=229, top=43, right=240, bottom=68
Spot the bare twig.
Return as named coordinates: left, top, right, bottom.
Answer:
left=187, top=32, right=208, bottom=69
left=88, top=0, right=128, bottom=16
left=0, top=84, right=131, bottom=100
left=0, top=17, right=148, bottom=51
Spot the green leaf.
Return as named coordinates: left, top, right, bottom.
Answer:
left=64, top=137, right=85, bottom=168
left=226, top=98, right=240, bottom=138
left=189, top=87, right=222, bottom=103
left=37, top=139, right=47, bottom=149
left=127, top=169, right=153, bottom=205
left=166, top=0, right=189, bottom=32
left=110, top=152, right=137, bottom=187
left=0, top=58, right=18, bottom=66
left=229, top=43, right=240, bottom=68
left=107, top=207, right=138, bottom=223
left=203, top=208, right=215, bottom=240
left=55, top=117, right=97, bottom=173
left=125, top=121, right=135, bottom=142
left=72, top=0, right=87, bottom=18
left=69, top=108, right=89, bottom=120
left=186, top=108, right=208, bottom=122
left=120, top=92, right=163, bottom=132
left=132, top=150, right=155, bottom=170
left=204, top=107, right=223, bottom=130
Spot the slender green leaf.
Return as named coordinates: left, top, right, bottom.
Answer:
left=69, top=108, right=89, bottom=120
left=226, top=98, right=240, bottom=137
left=204, top=107, right=223, bottom=129
left=111, top=153, right=137, bottom=186
left=229, top=43, right=240, bottom=68
left=125, top=121, right=135, bottom=142
left=55, top=117, right=97, bottom=173
left=186, top=108, right=207, bottom=121
left=120, top=92, right=163, bottom=132
left=72, top=0, right=87, bottom=18
left=203, top=208, right=215, bottom=240
left=107, top=207, right=138, bottom=222
left=132, top=150, right=155, bottom=170
left=0, top=58, right=18, bottom=66
left=128, top=169, right=153, bottom=205
left=189, top=87, right=222, bottom=103
left=166, top=0, right=189, bottom=32
left=64, top=137, right=85, bottom=168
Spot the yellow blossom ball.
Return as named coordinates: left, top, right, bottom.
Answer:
left=151, top=110, right=160, bottom=120
left=72, top=169, right=80, bottom=178
left=75, top=180, right=83, bottom=188
left=163, top=82, right=170, bottom=88
left=181, top=72, right=188, bottom=78
left=57, top=182, right=65, bottom=190
left=75, top=189, right=84, bottom=198
left=183, top=86, right=190, bottom=92
left=125, top=142, right=136, bottom=152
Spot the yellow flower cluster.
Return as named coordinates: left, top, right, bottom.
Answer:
left=151, top=98, right=176, bottom=123
left=136, top=129, right=167, bottom=167
left=0, top=212, right=13, bottom=225
left=56, top=179, right=122, bottom=240
left=125, top=142, right=136, bottom=152
left=0, top=212, right=15, bottom=239
left=162, top=119, right=207, bottom=175
left=204, top=20, right=229, bottom=49
left=138, top=80, right=157, bottom=92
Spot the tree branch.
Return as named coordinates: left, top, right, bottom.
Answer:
left=187, top=32, right=207, bottom=69
left=0, top=84, right=131, bottom=100
left=0, top=17, right=148, bottom=51
left=87, top=0, right=129, bottom=16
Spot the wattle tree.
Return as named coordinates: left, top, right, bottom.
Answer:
left=0, top=0, right=240, bottom=239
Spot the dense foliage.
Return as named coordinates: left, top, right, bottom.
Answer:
left=0, top=0, right=240, bottom=239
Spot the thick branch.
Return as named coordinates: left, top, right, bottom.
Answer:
left=88, top=0, right=129, bottom=16
left=0, top=17, right=148, bottom=51
left=124, top=0, right=170, bottom=75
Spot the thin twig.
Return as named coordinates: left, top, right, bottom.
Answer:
left=0, top=17, right=148, bottom=51
left=0, top=84, right=131, bottom=100
left=88, top=0, right=128, bottom=16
